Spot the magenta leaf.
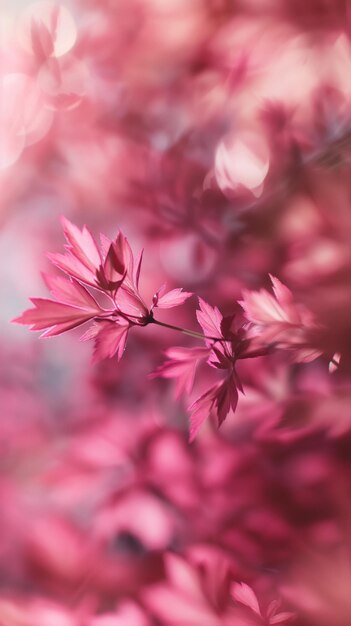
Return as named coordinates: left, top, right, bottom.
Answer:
left=13, top=296, right=101, bottom=337
left=153, top=288, right=192, bottom=309
left=134, top=249, right=144, bottom=289
left=239, top=275, right=322, bottom=362
left=231, top=582, right=261, bottom=616
left=42, top=274, right=101, bottom=310
left=196, top=298, right=223, bottom=343
left=188, top=385, right=217, bottom=442
left=215, top=376, right=239, bottom=426
left=61, top=216, right=101, bottom=272
left=96, top=236, right=127, bottom=291
left=91, top=320, right=130, bottom=364
left=152, top=346, right=209, bottom=397
left=47, top=252, right=98, bottom=288
left=188, top=372, right=241, bottom=441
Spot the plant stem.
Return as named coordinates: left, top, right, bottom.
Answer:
left=151, top=318, right=220, bottom=342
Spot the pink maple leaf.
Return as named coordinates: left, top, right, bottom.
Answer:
left=189, top=374, right=239, bottom=442
left=47, top=224, right=99, bottom=288
left=232, top=583, right=295, bottom=625
left=47, top=250, right=100, bottom=288
left=239, top=275, right=322, bottom=362
left=153, top=297, right=247, bottom=441
left=61, top=217, right=101, bottom=271
left=95, top=232, right=127, bottom=292
left=196, top=297, right=223, bottom=344
left=84, top=320, right=130, bottom=364
left=152, top=346, right=209, bottom=398
left=152, top=286, right=192, bottom=309
left=103, top=234, right=150, bottom=320
left=13, top=277, right=103, bottom=337
left=231, top=583, right=261, bottom=615
left=48, top=218, right=128, bottom=294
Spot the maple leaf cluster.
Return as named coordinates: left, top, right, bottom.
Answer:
left=15, top=217, right=191, bottom=363
left=15, top=217, right=332, bottom=441
left=3, top=0, right=351, bottom=625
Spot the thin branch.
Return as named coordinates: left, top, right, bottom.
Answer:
left=151, top=317, right=221, bottom=342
